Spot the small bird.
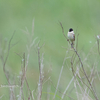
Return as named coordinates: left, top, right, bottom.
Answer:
left=67, top=28, right=75, bottom=48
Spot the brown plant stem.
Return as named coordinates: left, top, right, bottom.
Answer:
left=59, top=22, right=99, bottom=100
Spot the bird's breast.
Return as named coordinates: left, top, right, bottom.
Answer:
left=68, top=32, right=75, bottom=41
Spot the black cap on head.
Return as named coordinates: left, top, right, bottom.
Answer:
left=69, top=28, right=73, bottom=32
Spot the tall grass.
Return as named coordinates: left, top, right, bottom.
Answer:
left=0, top=21, right=100, bottom=100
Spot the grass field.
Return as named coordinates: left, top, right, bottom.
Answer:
left=0, top=0, right=100, bottom=100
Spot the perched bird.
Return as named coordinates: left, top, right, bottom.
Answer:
left=67, top=28, right=75, bottom=48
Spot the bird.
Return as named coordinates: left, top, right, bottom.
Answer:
left=67, top=28, right=75, bottom=48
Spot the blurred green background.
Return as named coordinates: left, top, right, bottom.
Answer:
left=0, top=0, right=100, bottom=99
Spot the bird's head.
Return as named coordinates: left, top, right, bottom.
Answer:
left=69, top=28, right=73, bottom=32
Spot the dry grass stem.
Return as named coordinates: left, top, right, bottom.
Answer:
left=37, top=42, right=44, bottom=100
left=53, top=50, right=69, bottom=100
left=60, top=22, right=99, bottom=100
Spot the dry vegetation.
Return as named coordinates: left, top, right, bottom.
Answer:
left=0, top=21, right=100, bottom=100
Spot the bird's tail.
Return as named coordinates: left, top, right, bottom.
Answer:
left=71, top=42, right=74, bottom=48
